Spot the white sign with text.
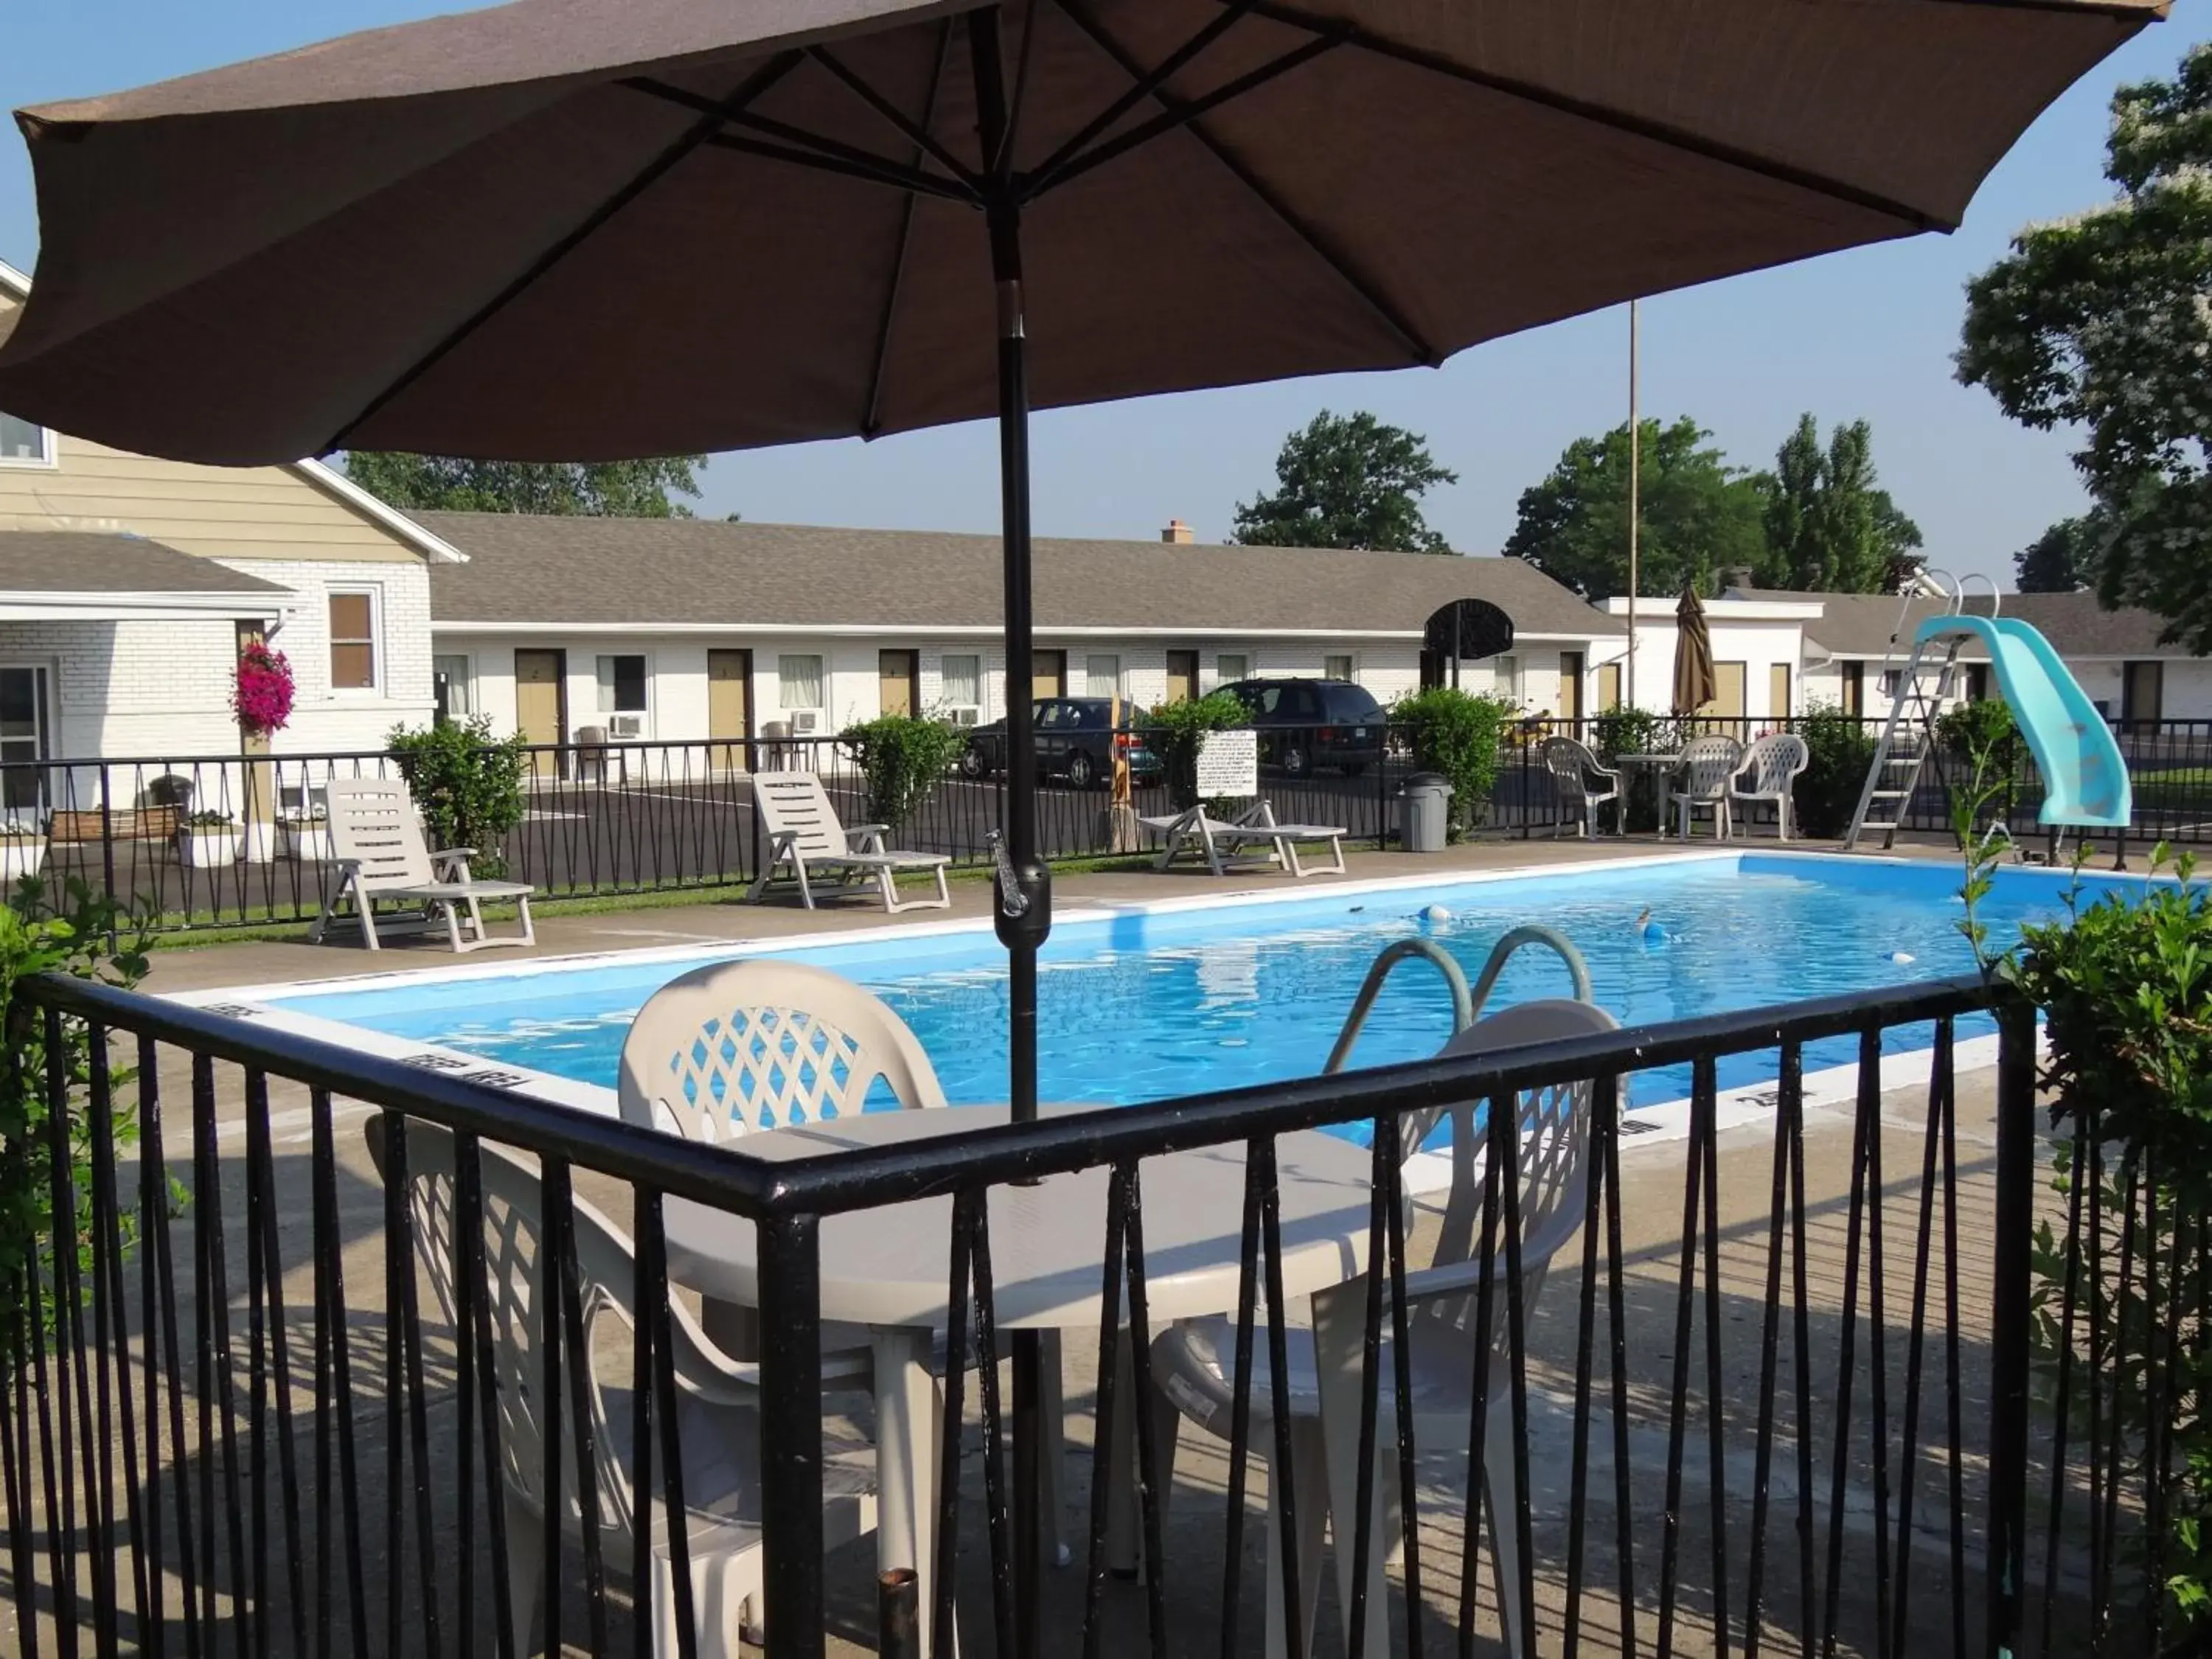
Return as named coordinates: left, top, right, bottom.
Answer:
left=1194, top=728, right=1259, bottom=799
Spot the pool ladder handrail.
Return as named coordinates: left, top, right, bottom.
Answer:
left=1324, top=925, right=1594, bottom=1075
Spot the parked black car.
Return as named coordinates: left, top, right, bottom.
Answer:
left=958, top=698, right=1164, bottom=789
left=1219, top=678, right=1386, bottom=776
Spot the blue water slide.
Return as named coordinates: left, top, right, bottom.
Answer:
left=1912, top=613, right=2131, bottom=828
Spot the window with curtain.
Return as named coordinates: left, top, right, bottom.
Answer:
left=1085, top=654, right=1121, bottom=698
left=433, top=654, right=473, bottom=718
left=1214, top=653, right=1249, bottom=685
left=779, top=655, right=825, bottom=710
left=1324, top=655, right=1354, bottom=682
left=939, top=654, right=982, bottom=725
left=596, top=654, right=647, bottom=712
left=328, top=591, right=378, bottom=690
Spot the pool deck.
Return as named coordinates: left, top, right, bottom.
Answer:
left=140, top=830, right=1979, bottom=998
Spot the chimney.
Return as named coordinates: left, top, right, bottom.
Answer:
left=1161, top=518, right=1195, bottom=544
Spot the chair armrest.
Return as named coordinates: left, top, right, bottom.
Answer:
left=846, top=823, right=890, bottom=838
left=430, top=848, right=476, bottom=878
left=845, top=824, right=890, bottom=854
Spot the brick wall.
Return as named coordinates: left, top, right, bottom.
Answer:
left=211, top=557, right=437, bottom=751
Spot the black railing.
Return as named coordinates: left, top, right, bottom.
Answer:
left=0, top=714, right=2186, bottom=935
left=4, top=964, right=2180, bottom=1656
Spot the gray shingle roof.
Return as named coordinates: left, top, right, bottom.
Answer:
left=1720, top=587, right=2194, bottom=661
left=0, top=530, right=291, bottom=596
left=420, top=514, right=1621, bottom=639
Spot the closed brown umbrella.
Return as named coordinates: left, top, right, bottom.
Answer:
left=0, top=6, right=2158, bottom=1642
left=1674, top=582, right=1718, bottom=716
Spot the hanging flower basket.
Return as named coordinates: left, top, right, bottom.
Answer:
left=232, top=642, right=295, bottom=739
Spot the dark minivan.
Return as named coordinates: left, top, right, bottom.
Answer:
left=958, top=697, right=1164, bottom=789
left=1219, top=678, right=1385, bottom=776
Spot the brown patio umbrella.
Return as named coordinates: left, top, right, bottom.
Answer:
left=0, top=4, right=2160, bottom=1641
left=1674, top=582, right=1718, bottom=715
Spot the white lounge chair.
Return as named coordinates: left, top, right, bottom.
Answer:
left=1730, top=731, right=1809, bottom=841
left=1669, top=734, right=1745, bottom=842
left=311, top=775, right=535, bottom=952
left=748, top=771, right=950, bottom=914
left=1141, top=799, right=1347, bottom=878
left=364, top=1116, right=877, bottom=1658
left=1540, top=735, right=1622, bottom=838
left=1147, top=981, right=1617, bottom=1659
left=616, top=959, right=1071, bottom=1629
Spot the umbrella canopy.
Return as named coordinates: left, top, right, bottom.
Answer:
left=0, top=0, right=2162, bottom=465
left=1674, top=582, right=1717, bottom=715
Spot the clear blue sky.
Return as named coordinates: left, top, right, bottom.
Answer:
left=4, top=2, right=2202, bottom=585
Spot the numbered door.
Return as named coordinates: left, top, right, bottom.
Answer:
left=879, top=649, right=918, bottom=717
left=708, top=649, right=753, bottom=773
left=513, top=649, right=567, bottom=779
left=1031, top=650, right=1067, bottom=701
left=1165, top=650, right=1199, bottom=704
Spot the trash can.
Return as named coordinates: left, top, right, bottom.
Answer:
left=1399, top=772, right=1454, bottom=853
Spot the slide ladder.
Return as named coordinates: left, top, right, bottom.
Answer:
left=1845, top=575, right=1990, bottom=852
left=1845, top=572, right=2131, bottom=850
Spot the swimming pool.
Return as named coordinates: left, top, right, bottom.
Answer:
left=216, top=851, right=2131, bottom=1124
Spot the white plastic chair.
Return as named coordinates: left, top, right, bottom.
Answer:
left=1729, top=732, right=1809, bottom=841
left=1148, top=977, right=1615, bottom=1659
left=747, top=771, right=950, bottom=914
left=364, top=1116, right=877, bottom=1658
left=616, top=959, right=1069, bottom=1569
left=1540, top=736, right=1622, bottom=838
left=1669, top=734, right=1745, bottom=841
left=312, top=775, right=536, bottom=951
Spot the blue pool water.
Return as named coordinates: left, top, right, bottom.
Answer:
left=268, top=853, right=2141, bottom=1119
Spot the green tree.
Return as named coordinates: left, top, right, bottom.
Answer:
left=1958, top=44, right=2212, bottom=648
left=1505, top=416, right=1767, bottom=599
left=343, top=453, right=710, bottom=517
left=1231, top=410, right=1458, bottom=552
left=1756, top=413, right=1924, bottom=592
left=2015, top=512, right=2112, bottom=593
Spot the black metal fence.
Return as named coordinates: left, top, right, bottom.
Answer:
left=2, top=966, right=2182, bottom=1657
left=0, top=713, right=2190, bottom=935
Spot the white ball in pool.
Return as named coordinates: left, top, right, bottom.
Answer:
left=1890, top=950, right=1916, bottom=964
left=1422, top=903, right=1453, bottom=923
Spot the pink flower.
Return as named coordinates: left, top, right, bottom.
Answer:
left=233, top=642, right=296, bottom=738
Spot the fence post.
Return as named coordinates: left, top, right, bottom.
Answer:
left=1985, top=998, right=2036, bottom=1659
left=1376, top=730, right=1389, bottom=852
left=759, top=1213, right=827, bottom=1659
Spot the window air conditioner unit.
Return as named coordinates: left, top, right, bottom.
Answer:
left=791, top=711, right=820, bottom=734
left=953, top=708, right=980, bottom=726
left=608, top=713, right=645, bottom=739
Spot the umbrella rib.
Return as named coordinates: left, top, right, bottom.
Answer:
left=1024, top=0, right=1256, bottom=188
left=809, top=44, right=980, bottom=189
left=630, top=77, right=979, bottom=203
left=1051, top=0, right=1439, bottom=367
left=1023, top=28, right=1343, bottom=197
left=862, top=20, right=956, bottom=437
left=321, top=52, right=803, bottom=453
left=1219, top=0, right=1950, bottom=232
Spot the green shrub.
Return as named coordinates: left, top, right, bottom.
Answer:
left=1790, top=705, right=1877, bottom=839
left=1389, top=686, right=1517, bottom=839
left=1935, top=695, right=2016, bottom=757
left=388, top=714, right=531, bottom=880
left=838, top=714, right=966, bottom=831
left=1592, top=706, right=1673, bottom=832
left=0, top=877, right=152, bottom=1378
left=1146, top=692, right=1247, bottom=810
left=2012, top=855, right=2212, bottom=1627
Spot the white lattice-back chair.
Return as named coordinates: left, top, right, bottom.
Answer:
left=617, top=959, right=948, bottom=1144
left=1729, top=732, right=1809, bottom=841
left=1669, top=733, right=1745, bottom=841
left=1540, top=736, right=1622, bottom=839
left=364, top=1115, right=875, bottom=1658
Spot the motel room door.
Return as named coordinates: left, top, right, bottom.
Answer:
left=879, top=650, right=919, bottom=717
left=708, top=649, right=753, bottom=773
left=1699, top=661, right=1747, bottom=731
left=513, top=649, right=566, bottom=779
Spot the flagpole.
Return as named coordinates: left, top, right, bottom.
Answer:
left=1625, top=299, right=1640, bottom=711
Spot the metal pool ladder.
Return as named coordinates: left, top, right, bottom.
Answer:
left=1324, top=925, right=1594, bottom=1074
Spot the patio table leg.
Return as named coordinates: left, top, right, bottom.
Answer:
left=1312, top=1280, right=1388, bottom=1659
left=874, top=1328, right=945, bottom=1657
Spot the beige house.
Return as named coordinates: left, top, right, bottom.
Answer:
left=0, top=258, right=459, bottom=801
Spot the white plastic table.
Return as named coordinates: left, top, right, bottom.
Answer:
left=662, top=1105, right=1387, bottom=1658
